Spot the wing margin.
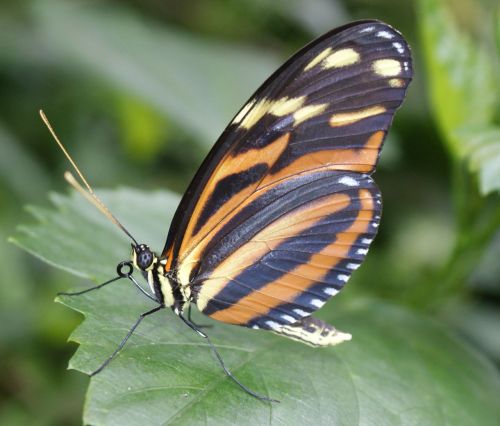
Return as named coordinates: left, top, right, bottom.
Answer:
left=162, top=20, right=412, bottom=279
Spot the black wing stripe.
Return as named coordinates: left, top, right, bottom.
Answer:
left=199, top=203, right=360, bottom=317
left=162, top=20, right=412, bottom=281
left=195, top=172, right=363, bottom=276
left=247, top=231, right=376, bottom=329
left=193, top=163, right=268, bottom=236
left=194, top=172, right=380, bottom=324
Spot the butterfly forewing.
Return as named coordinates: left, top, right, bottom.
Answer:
left=162, top=20, right=412, bottom=334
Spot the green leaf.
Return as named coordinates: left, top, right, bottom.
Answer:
left=12, top=188, right=500, bottom=425
left=443, top=299, right=500, bottom=364
left=497, top=8, right=500, bottom=55
left=456, top=126, right=500, bottom=194
left=418, top=0, right=500, bottom=195
left=30, top=0, right=280, bottom=145
left=0, top=121, right=50, bottom=201
left=417, top=0, right=496, bottom=154
left=11, top=188, right=180, bottom=281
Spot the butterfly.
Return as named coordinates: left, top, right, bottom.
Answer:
left=42, top=19, right=412, bottom=402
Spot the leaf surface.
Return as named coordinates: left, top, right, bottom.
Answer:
left=11, top=188, right=500, bottom=425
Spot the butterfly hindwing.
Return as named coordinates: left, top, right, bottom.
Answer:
left=193, top=171, right=381, bottom=328
left=161, top=20, right=412, bottom=338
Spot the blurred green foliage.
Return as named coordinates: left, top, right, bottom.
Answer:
left=2, top=0, right=499, bottom=424
left=12, top=183, right=500, bottom=425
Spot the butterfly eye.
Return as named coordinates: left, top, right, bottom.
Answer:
left=135, top=245, right=154, bottom=270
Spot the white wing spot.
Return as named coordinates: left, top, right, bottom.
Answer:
left=373, top=59, right=402, bottom=77
left=311, top=299, right=325, bottom=308
left=324, top=287, right=339, bottom=296
left=403, top=61, right=410, bottom=71
left=323, top=48, right=360, bottom=69
left=238, top=98, right=272, bottom=129
left=372, top=223, right=379, bottom=228
left=338, top=274, right=349, bottom=283
left=265, top=320, right=281, bottom=331
left=281, top=314, right=295, bottom=323
left=357, top=248, right=369, bottom=255
left=252, top=324, right=260, bottom=329
left=330, top=105, right=386, bottom=127
left=377, top=30, right=395, bottom=39
left=293, top=309, right=309, bottom=317
left=304, top=47, right=332, bottom=71
left=360, top=26, right=374, bottom=33
left=269, top=96, right=306, bottom=117
left=389, top=78, right=404, bottom=88
left=294, top=103, right=329, bottom=126
left=232, top=99, right=256, bottom=124
left=347, top=263, right=360, bottom=270
left=338, top=176, right=359, bottom=187
left=392, top=42, right=404, bottom=54
left=361, top=238, right=373, bottom=244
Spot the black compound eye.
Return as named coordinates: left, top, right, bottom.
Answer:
left=137, top=249, right=153, bottom=269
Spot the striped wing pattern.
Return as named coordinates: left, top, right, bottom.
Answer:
left=161, top=20, right=412, bottom=332
left=194, top=171, right=381, bottom=330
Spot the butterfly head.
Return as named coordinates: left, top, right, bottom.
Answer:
left=132, top=243, right=157, bottom=272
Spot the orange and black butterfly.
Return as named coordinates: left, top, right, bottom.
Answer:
left=43, top=20, right=412, bottom=401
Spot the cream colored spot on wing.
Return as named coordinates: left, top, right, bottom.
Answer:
left=232, top=98, right=256, bottom=125
left=389, top=78, right=404, bottom=88
left=330, top=105, right=386, bottom=127
left=294, top=103, right=329, bottom=126
left=269, top=96, right=306, bottom=117
left=239, top=98, right=273, bottom=129
left=304, top=47, right=332, bottom=71
left=323, top=48, right=360, bottom=69
left=237, top=96, right=307, bottom=128
left=373, top=59, right=402, bottom=77
left=278, top=322, right=352, bottom=347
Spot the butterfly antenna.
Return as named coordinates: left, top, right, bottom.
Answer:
left=39, top=110, right=139, bottom=246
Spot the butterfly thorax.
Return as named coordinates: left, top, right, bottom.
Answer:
left=131, top=244, right=189, bottom=313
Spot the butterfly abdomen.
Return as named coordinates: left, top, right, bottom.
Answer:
left=270, top=316, right=352, bottom=347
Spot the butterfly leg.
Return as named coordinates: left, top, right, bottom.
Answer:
left=178, top=312, right=279, bottom=403
left=187, top=303, right=212, bottom=329
left=58, top=261, right=134, bottom=296
left=57, top=275, right=123, bottom=296
left=90, top=305, right=164, bottom=376
left=59, top=261, right=159, bottom=304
